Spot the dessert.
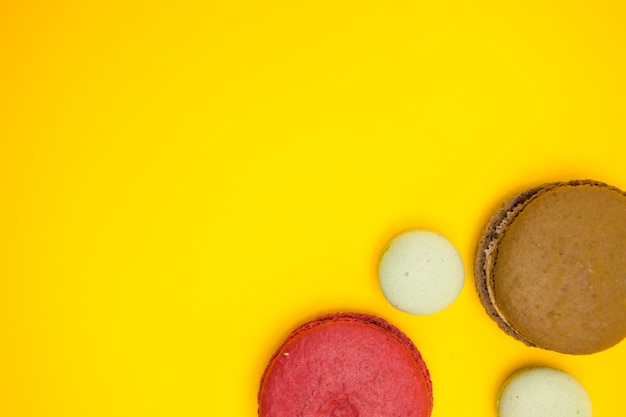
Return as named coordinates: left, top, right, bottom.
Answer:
left=379, top=230, right=465, bottom=315
left=475, top=179, right=626, bottom=354
left=258, top=312, right=433, bottom=417
left=497, top=366, right=592, bottom=417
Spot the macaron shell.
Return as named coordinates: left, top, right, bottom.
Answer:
left=474, top=183, right=552, bottom=345
left=497, top=367, right=592, bottom=417
left=379, top=230, right=465, bottom=315
left=258, top=313, right=433, bottom=417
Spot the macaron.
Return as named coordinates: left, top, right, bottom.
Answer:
left=258, top=312, right=433, bottom=417
left=497, top=366, right=592, bottom=417
left=475, top=179, right=626, bottom=354
left=379, top=230, right=465, bottom=315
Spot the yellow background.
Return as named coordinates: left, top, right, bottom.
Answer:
left=1, top=0, right=625, bottom=416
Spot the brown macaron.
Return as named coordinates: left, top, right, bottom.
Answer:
left=475, top=180, right=626, bottom=354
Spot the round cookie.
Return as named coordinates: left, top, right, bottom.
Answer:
left=498, top=367, right=591, bottom=417
left=475, top=179, right=626, bottom=354
left=258, top=312, right=433, bottom=417
left=379, top=230, right=465, bottom=315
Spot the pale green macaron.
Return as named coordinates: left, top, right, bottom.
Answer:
left=378, top=229, right=465, bottom=315
left=498, top=367, right=592, bottom=417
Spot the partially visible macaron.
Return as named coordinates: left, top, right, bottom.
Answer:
left=497, top=366, right=592, bottom=417
left=379, top=230, right=465, bottom=315
left=475, top=179, right=626, bottom=354
left=258, top=312, right=433, bottom=417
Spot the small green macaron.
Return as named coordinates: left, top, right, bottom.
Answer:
left=497, top=366, right=592, bottom=417
left=379, top=229, right=465, bottom=315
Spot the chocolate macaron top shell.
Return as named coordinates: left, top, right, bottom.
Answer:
left=258, top=312, right=433, bottom=417
left=476, top=180, right=626, bottom=354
